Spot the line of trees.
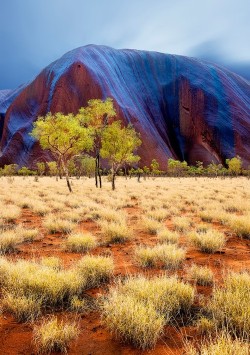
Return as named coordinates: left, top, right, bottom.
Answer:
left=0, top=97, right=249, bottom=190
left=30, top=98, right=141, bottom=191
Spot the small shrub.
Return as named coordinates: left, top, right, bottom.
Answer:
left=33, top=316, right=79, bottom=354
left=43, top=215, right=75, bottom=234
left=187, top=264, right=214, bottom=286
left=142, top=217, right=162, bottom=234
left=76, top=255, right=114, bottom=288
left=64, top=233, right=97, bottom=252
left=228, top=215, right=250, bottom=238
left=70, top=296, right=89, bottom=313
left=32, top=203, right=51, bottom=216
left=0, top=230, right=22, bottom=254
left=2, top=291, right=42, bottom=322
left=1, top=205, right=22, bottom=222
left=134, top=246, right=158, bottom=267
left=207, top=271, right=250, bottom=337
left=145, top=209, right=168, bottom=221
left=100, top=220, right=131, bottom=244
left=188, top=229, right=226, bottom=253
left=157, top=228, right=179, bottom=244
left=101, top=292, right=164, bottom=350
left=196, top=317, right=216, bottom=334
left=16, top=226, right=39, bottom=242
left=159, top=243, right=186, bottom=269
left=40, top=257, right=62, bottom=270
left=120, top=275, right=195, bottom=316
left=172, top=216, right=192, bottom=232
left=187, top=333, right=250, bottom=355
left=135, top=243, right=186, bottom=270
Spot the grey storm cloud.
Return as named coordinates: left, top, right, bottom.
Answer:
left=0, top=0, right=250, bottom=89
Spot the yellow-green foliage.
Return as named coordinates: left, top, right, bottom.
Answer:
left=2, top=291, right=42, bottom=322
left=40, top=257, right=62, bottom=270
left=145, top=209, right=169, bottom=221
left=135, top=243, right=186, bottom=269
left=101, top=292, right=164, bottom=350
left=16, top=226, right=39, bottom=242
left=188, top=229, right=226, bottom=253
left=76, top=255, right=114, bottom=288
left=157, top=228, right=179, bottom=244
left=33, top=316, right=79, bottom=354
left=142, top=217, right=162, bottom=234
left=101, top=275, right=194, bottom=349
left=70, top=296, right=88, bottom=313
left=188, top=265, right=214, bottom=286
left=100, top=220, right=131, bottom=243
left=172, top=216, right=192, bottom=232
left=187, top=333, right=249, bottom=355
left=0, top=257, right=85, bottom=308
left=207, top=272, right=250, bottom=337
left=1, top=205, right=22, bottom=222
left=228, top=215, right=250, bottom=238
left=119, top=275, right=195, bottom=316
left=43, top=214, right=76, bottom=234
left=0, top=230, right=22, bottom=254
left=64, top=233, right=97, bottom=252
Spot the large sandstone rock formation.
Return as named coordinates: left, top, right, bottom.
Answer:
left=0, top=45, right=249, bottom=168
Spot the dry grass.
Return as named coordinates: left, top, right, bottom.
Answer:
left=172, top=216, right=192, bottom=232
left=76, top=255, right=114, bottom=288
left=64, top=233, right=97, bottom=252
left=142, top=217, right=162, bottom=234
left=135, top=243, right=186, bottom=269
left=207, top=271, right=250, bottom=337
left=33, top=316, right=79, bottom=354
left=101, top=275, right=194, bottom=349
left=99, top=220, right=131, bottom=244
left=187, top=264, right=214, bottom=286
left=157, top=228, right=179, bottom=244
left=43, top=214, right=76, bottom=234
left=187, top=333, right=250, bottom=355
left=188, top=229, right=226, bottom=253
left=0, top=230, right=23, bottom=254
left=101, top=291, right=164, bottom=350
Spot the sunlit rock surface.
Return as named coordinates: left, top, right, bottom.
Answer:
left=0, top=45, right=249, bottom=168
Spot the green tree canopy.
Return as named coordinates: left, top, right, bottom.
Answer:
left=100, top=120, right=141, bottom=190
left=226, top=156, right=242, bottom=176
left=31, top=112, right=93, bottom=192
left=77, top=98, right=116, bottom=188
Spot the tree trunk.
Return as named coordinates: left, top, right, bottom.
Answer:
left=61, top=158, right=72, bottom=193
left=111, top=165, right=116, bottom=190
left=97, top=153, right=102, bottom=188
left=95, top=155, right=98, bottom=188
left=95, top=151, right=102, bottom=188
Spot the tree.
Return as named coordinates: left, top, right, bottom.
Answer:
left=31, top=112, right=93, bottom=192
left=226, top=156, right=242, bottom=176
left=79, top=155, right=96, bottom=178
left=77, top=98, right=116, bottom=188
left=18, top=167, right=36, bottom=176
left=207, top=161, right=223, bottom=177
left=143, top=166, right=150, bottom=179
left=150, top=159, right=161, bottom=176
left=167, top=159, right=188, bottom=176
left=100, top=120, right=141, bottom=190
left=36, top=162, right=46, bottom=176
left=47, top=161, right=58, bottom=176
left=1, top=164, right=18, bottom=176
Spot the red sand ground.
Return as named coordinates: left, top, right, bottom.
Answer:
left=1, top=201, right=250, bottom=354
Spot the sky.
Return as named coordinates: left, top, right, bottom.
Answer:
left=0, top=0, right=250, bottom=89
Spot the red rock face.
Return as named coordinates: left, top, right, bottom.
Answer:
left=0, top=45, right=249, bottom=168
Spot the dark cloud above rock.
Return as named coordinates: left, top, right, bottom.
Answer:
left=0, top=0, right=249, bottom=89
